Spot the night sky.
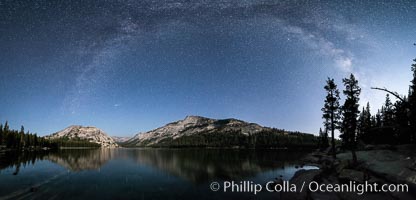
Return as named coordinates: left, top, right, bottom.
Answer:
left=1, top=0, right=415, bottom=137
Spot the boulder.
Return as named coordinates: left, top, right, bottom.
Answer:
left=338, top=146, right=416, bottom=185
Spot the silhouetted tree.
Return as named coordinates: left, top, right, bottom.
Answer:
left=0, top=124, right=3, bottom=145
left=322, top=77, right=341, bottom=158
left=341, top=74, right=361, bottom=164
left=409, top=58, right=416, bottom=141
left=318, top=127, right=329, bottom=149
left=373, top=109, right=381, bottom=128
left=395, top=96, right=411, bottom=143
left=19, top=126, right=25, bottom=149
left=370, top=115, right=376, bottom=128
left=381, top=94, right=394, bottom=127
left=4, top=121, right=9, bottom=132
left=357, top=102, right=372, bottom=143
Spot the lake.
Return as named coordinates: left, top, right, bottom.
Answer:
left=0, top=148, right=317, bottom=200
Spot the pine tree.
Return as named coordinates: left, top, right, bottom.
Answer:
left=4, top=121, right=9, bottom=132
left=318, top=128, right=323, bottom=148
left=318, top=127, right=329, bottom=149
left=370, top=115, right=376, bottom=128
left=381, top=94, right=394, bottom=127
left=409, top=58, right=416, bottom=142
left=0, top=124, right=3, bottom=145
left=366, top=103, right=371, bottom=120
left=341, top=74, right=361, bottom=164
left=358, top=103, right=373, bottom=143
left=322, top=77, right=341, bottom=158
left=357, top=107, right=365, bottom=140
left=323, top=124, right=329, bottom=149
left=395, top=97, right=410, bottom=143
left=34, top=134, right=38, bottom=147
left=375, top=109, right=382, bottom=127
left=364, top=103, right=372, bottom=140
left=19, top=126, right=25, bottom=149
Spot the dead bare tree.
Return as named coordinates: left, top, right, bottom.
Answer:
left=371, top=87, right=406, bottom=102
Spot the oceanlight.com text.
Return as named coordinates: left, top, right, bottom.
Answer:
left=209, top=181, right=409, bottom=195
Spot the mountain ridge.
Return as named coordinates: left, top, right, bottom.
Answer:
left=124, top=115, right=317, bottom=148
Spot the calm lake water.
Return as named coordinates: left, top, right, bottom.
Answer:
left=0, top=148, right=317, bottom=200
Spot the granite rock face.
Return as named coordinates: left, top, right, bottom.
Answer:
left=126, top=115, right=267, bottom=147
left=46, top=126, right=119, bottom=148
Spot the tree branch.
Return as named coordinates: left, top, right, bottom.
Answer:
left=371, top=87, right=405, bottom=102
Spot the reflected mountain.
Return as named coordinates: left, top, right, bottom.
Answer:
left=125, top=149, right=309, bottom=183
left=0, top=148, right=310, bottom=183
left=45, top=149, right=115, bottom=171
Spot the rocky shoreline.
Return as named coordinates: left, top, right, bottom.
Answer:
left=281, top=144, right=416, bottom=200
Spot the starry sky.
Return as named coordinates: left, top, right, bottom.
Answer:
left=1, top=0, right=415, bottom=137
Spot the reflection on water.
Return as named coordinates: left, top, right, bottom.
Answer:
left=0, top=150, right=49, bottom=175
left=0, top=148, right=316, bottom=200
left=126, top=149, right=310, bottom=183
left=46, top=149, right=115, bottom=171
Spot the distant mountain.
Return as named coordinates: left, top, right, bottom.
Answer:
left=45, top=126, right=118, bottom=148
left=124, top=116, right=317, bottom=148
left=111, top=136, right=131, bottom=143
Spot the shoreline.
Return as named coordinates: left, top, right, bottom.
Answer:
left=283, top=144, right=416, bottom=200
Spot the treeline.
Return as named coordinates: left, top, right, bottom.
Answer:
left=356, top=94, right=410, bottom=144
left=130, top=129, right=318, bottom=149
left=0, top=122, right=54, bottom=149
left=48, top=136, right=101, bottom=148
left=0, top=122, right=100, bottom=149
left=319, top=55, right=416, bottom=163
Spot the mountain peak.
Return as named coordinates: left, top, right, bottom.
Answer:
left=184, top=115, right=201, bottom=120
left=46, top=125, right=118, bottom=148
left=183, top=115, right=209, bottom=123
left=67, top=125, right=82, bottom=129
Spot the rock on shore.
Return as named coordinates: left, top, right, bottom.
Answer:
left=295, top=144, right=416, bottom=200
